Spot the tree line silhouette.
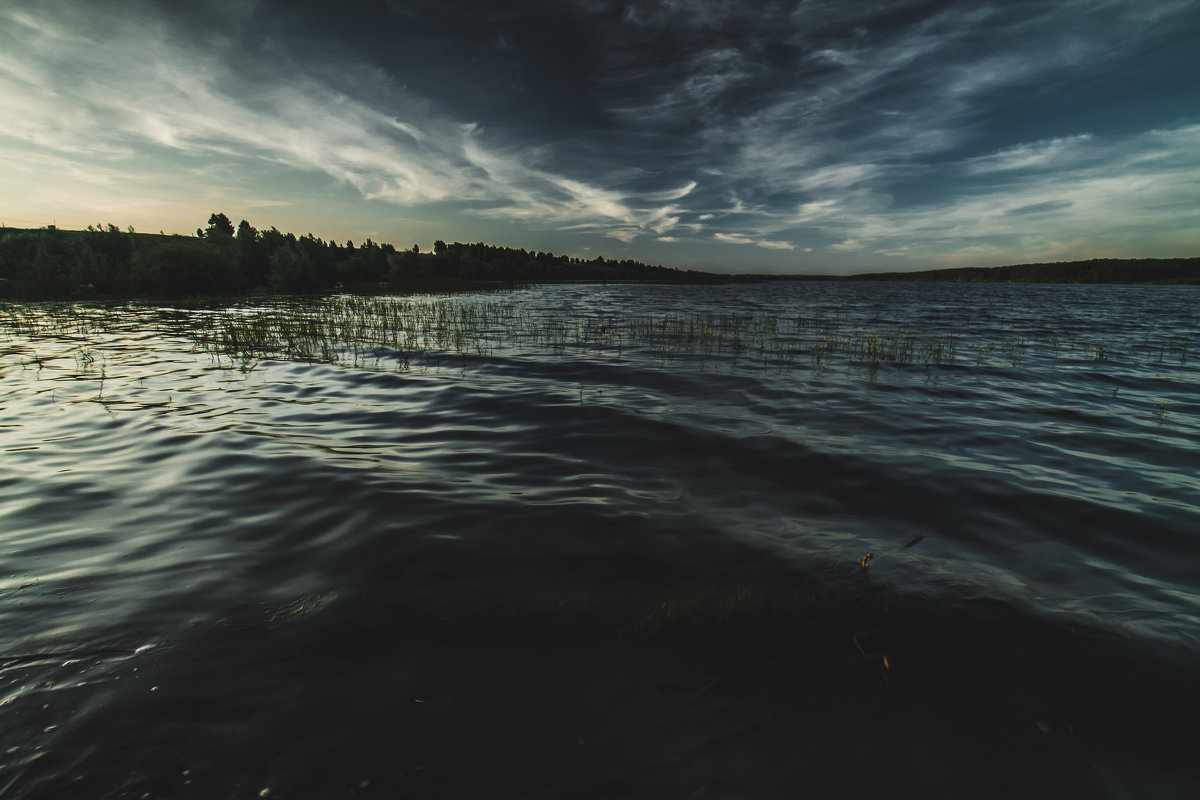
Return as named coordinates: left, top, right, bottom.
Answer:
left=848, top=259, right=1200, bottom=285
left=1, top=213, right=1196, bottom=299
left=0, top=213, right=721, bottom=299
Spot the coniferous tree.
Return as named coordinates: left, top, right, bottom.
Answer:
left=205, top=212, right=235, bottom=238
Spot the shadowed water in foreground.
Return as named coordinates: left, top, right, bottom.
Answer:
left=1, top=282, right=1198, bottom=797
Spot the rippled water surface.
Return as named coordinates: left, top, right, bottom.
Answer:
left=2, top=282, right=1198, bottom=798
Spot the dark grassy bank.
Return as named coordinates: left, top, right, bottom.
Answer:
left=0, top=215, right=726, bottom=301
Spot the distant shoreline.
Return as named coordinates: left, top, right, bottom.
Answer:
left=2, top=221, right=1196, bottom=300
left=836, top=257, right=1200, bottom=285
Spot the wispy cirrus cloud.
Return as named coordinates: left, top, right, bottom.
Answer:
left=813, top=124, right=1200, bottom=264
left=0, top=0, right=1195, bottom=270
left=714, top=232, right=795, bottom=251
left=0, top=2, right=691, bottom=241
left=0, top=6, right=468, bottom=211
left=963, top=134, right=1097, bottom=174
left=713, top=232, right=753, bottom=245
left=568, top=0, right=1199, bottom=265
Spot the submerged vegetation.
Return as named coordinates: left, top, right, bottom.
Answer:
left=3, top=215, right=1196, bottom=384
left=3, top=294, right=1193, bottom=382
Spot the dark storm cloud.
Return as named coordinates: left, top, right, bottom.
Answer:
left=2, top=0, right=1198, bottom=269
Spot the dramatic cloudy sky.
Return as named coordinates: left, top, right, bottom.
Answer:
left=2, top=0, right=1198, bottom=273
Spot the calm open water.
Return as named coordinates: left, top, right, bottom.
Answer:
left=1, top=281, right=1198, bottom=798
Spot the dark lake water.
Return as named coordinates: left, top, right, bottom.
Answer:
left=2, top=281, right=1198, bottom=798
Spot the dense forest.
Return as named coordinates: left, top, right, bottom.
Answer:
left=1, top=213, right=1197, bottom=299
left=0, top=213, right=723, bottom=300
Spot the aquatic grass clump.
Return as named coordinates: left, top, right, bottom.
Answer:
left=841, top=329, right=959, bottom=368
left=3, top=295, right=1196, bottom=383
left=0, top=302, right=123, bottom=340
left=192, top=298, right=965, bottom=375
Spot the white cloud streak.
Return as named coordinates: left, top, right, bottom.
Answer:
left=1, top=0, right=1195, bottom=268
left=0, top=3, right=687, bottom=241
left=963, top=134, right=1097, bottom=174
left=715, top=232, right=795, bottom=250
left=818, top=124, right=1200, bottom=263
left=591, top=1, right=1198, bottom=263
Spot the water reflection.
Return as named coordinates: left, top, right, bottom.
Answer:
left=1, top=282, right=1198, bottom=796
